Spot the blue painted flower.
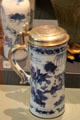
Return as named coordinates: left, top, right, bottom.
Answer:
left=44, top=62, right=57, bottom=73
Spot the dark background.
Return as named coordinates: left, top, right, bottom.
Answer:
left=35, top=0, right=56, bottom=19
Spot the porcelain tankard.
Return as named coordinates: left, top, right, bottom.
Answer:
left=8, top=24, right=69, bottom=118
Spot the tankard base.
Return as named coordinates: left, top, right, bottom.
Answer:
left=29, top=107, right=65, bottom=119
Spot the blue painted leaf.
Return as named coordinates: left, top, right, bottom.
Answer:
left=54, top=95, right=65, bottom=106
left=37, top=90, right=48, bottom=100
left=31, top=65, right=51, bottom=85
left=31, top=87, right=48, bottom=107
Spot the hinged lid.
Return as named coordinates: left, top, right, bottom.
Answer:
left=28, top=25, right=69, bottom=47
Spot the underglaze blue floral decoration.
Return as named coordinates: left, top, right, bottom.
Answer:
left=28, top=43, right=67, bottom=118
left=9, top=41, right=67, bottom=118
left=10, top=43, right=66, bottom=118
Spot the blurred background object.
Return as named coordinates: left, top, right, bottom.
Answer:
left=50, top=0, right=80, bottom=43
left=50, top=0, right=80, bottom=61
left=35, top=0, right=56, bottom=20
left=29, top=0, right=35, bottom=28
left=1, top=0, right=32, bottom=60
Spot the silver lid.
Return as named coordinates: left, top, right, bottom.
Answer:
left=28, top=25, right=69, bottom=47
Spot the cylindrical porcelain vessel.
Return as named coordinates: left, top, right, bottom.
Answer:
left=1, top=0, right=31, bottom=60
left=8, top=25, right=69, bottom=118
left=29, top=43, right=67, bottom=118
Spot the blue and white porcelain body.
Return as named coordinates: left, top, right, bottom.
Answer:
left=12, top=43, right=67, bottom=118
left=8, top=25, right=69, bottom=118
left=1, top=0, right=30, bottom=59
left=29, top=44, right=66, bottom=118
